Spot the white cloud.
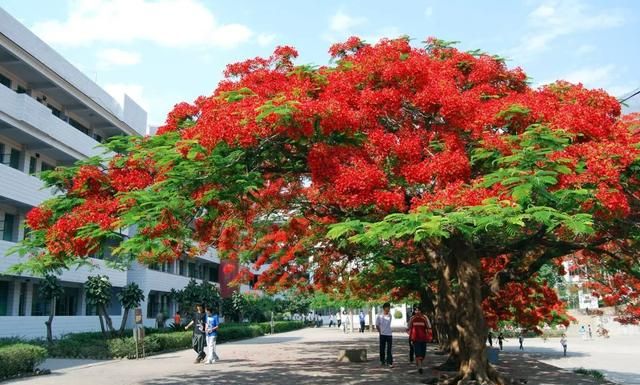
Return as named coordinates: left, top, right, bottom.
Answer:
left=425, top=7, right=433, bottom=17
left=560, top=65, right=616, bottom=86
left=576, top=44, right=596, bottom=55
left=32, top=0, right=253, bottom=48
left=363, top=26, right=403, bottom=45
left=257, top=33, right=276, bottom=47
left=323, top=10, right=367, bottom=42
left=513, top=0, right=624, bottom=59
left=104, top=83, right=148, bottom=110
left=96, top=48, right=141, bottom=68
left=538, top=64, right=638, bottom=100
left=329, top=10, right=366, bottom=32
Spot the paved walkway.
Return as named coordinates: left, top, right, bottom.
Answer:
left=498, top=335, right=640, bottom=385
left=7, top=328, right=629, bottom=385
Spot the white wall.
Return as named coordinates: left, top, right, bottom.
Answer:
left=0, top=84, right=102, bottom=160
left=0, top=315, right=124, bottom=339
left=0, top=8, right=146, bottom=135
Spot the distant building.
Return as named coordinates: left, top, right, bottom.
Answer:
left=0, top=7, right=228, bottom=338
left=562, top=260, right=599, bottom=310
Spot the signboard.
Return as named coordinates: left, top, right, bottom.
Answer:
left=135, top=308, right=143, bottom=324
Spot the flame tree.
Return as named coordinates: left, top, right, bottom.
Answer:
left=10, top=37, right=640, bottom=384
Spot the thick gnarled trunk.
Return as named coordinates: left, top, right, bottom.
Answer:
left=435, top=250, right=461, bottom=371
left=441, top=239, right=507, bottom=385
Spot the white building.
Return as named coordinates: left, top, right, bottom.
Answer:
left=0, top=7, right=223, bottom=338
left=562, top=260, right=600, bottom=310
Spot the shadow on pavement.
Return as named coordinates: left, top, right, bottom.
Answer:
left=232, top=336, right=303, bottom=345
left=141, top=334, right=615, bottom=385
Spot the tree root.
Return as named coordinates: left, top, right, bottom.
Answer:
left=434, top=355, right=460, bottom=371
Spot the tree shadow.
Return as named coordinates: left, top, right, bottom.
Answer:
left=231, top=336, right=302, bottom=345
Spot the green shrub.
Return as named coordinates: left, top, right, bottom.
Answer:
left=0, top=344, right=47, bottom=379
left=39, top=320, right=306, bottom=359
left=574, top=368, right=605, bottom=380
left=0, top=337, right=23, bottom=348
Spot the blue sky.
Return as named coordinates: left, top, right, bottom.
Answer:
left=1, top=0, right=639, bottom=126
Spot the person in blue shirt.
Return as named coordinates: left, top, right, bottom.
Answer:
left=204, top=306, right=220, bottom=364
left=359, top=310, right=366, bottom=333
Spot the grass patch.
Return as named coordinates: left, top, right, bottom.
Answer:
left=573, top=368, right=605, bottom=380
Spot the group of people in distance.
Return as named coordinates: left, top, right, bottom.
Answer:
left=487, top=330, right=569, bottom=357
left=375, top=302, right=433, bottom=374
left=328, top=310, right=368, bottom=332
left=183, top=303, right=220, bottom=364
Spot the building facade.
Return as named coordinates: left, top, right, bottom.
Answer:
left=0, top=7, right=224, bottom=338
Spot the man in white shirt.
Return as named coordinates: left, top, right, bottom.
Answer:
left=375, top=302, right=394, bottom=367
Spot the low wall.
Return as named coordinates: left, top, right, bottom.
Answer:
left=0, top=315, right=125, bottom=339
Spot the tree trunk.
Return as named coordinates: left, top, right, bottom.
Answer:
left=443, top=239, right=507, bottom=385
left=101, top=305, right=115, bottom=334
left=97, top=308, right=107, bottom=337
left=436, top=250, right=461, bottom=371
left=45, top=297, right=56, bottom=343
left=119, top=308, right=130, bottom=335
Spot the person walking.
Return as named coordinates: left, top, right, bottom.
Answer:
left=579, top=325, right=586, bottom=340
left=184, top=303, right=207, bottom=363
left=487, top=331, right=493, bottom=347
left=560, top=334, right=568, bottom=357
left=328, top=314, right=335, bottom=328
left=343, top=311, right=350, bottom=333
left=498, top=332, right=505, bottom=351
left=359, top=310, right=366, bottom=333
left=408, top=306, right=417, bottom=362
left=588, top=324, right=593, bottom=340
left=376, top=303, right=394, bottom=367
left=173, top=311, right=182, bottom=327
left=336, top=311, right=342, bottom=329
left=408, top=306, right=431, bottom=374
left=204, top=306, right=219, bottom=364
left=518, top=333, right=524, bottom=350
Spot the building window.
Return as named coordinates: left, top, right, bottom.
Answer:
left=40, top=162, right=55, bottom=172
left=47, top=104, right=62, bottom=118
left=0, top=73, right=10, bottom=88
left=31, top=284, right=50, bottom=316
left=2, top=213, right=16, bottom=242
left=179, top=261, right=185, bottom=276
left=188, top=263, right=196, bottom=278
left=208, top=264, right=219, bottom=283
left=68, top=118, right=89, bottom=135
left=0, top=143, right=5, bottom=165
left=18, top=282, right=26, bottom=316
left=55, top=287, right=79, bottom=316
left=94, top=134, right=103, bottom=143
left=16, top=85, right=29, bottom=95
left=29, top=156, right=37, bottom=174
left=0, top=281, right=9, bottom=316
left=9, top=148, right=20, bottom=170
left=147, top=292, right=158, bottom=318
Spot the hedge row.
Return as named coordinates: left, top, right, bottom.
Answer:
left=0, top=343, right=47, bottom=380
left=45, top=321, right=305, bottom=359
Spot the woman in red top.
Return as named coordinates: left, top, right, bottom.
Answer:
left=407, top=306, right=431, bottom=374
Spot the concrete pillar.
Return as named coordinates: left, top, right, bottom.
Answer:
left=24, top=281, right=33, bottom=316
left=10, top=280, right=20, bottom=316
